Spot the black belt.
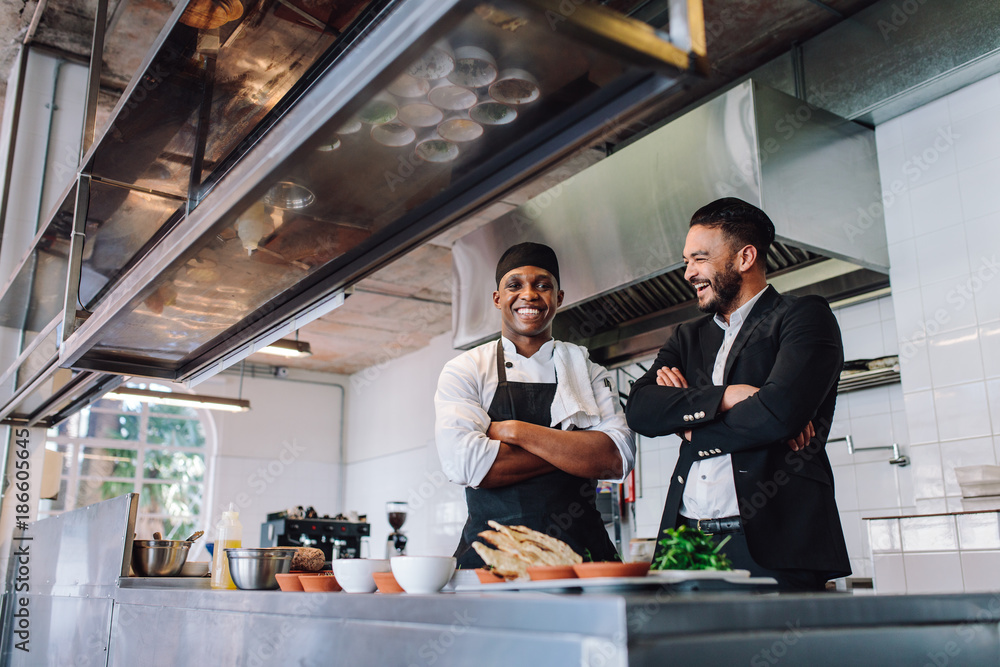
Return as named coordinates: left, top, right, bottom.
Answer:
left=682, top=516, right=743, bottom=534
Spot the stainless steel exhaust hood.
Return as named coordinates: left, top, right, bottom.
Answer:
left=451, top=79, right=889, bottom=356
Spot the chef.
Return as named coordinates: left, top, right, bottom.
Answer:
left=435, top=242, right=635, bottom=567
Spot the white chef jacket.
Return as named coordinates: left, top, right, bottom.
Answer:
left=680, top=285, right=769, bottom=519
left=435, top=336, right=635, bottom=488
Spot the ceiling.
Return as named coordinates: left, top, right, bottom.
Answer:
left=0, top=0, right=879, bottom=375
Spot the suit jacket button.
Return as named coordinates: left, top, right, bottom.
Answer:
left=699, top=411, right=706, bottom=418
left=683, top=415, right=691, bottom=422
left=677, top=475, right=684, bottom=484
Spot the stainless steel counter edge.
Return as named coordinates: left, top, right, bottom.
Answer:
left=112, top=586, right=629, bottom=639
left=113, top=585, right=1000, bottom=638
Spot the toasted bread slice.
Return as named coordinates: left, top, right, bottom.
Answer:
left=472, top=542, right=528, bottom=579
left=506, top=524, right=583, bottom=564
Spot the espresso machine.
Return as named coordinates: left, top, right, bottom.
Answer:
left=385, top=501, right=407, bottom=558
left=261, top=508, right=370, bottom=561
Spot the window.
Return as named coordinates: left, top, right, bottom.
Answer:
left=40, top=385, right=214, bottom=540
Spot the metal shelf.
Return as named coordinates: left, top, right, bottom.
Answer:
left=838, top=364, right=901, bottom=394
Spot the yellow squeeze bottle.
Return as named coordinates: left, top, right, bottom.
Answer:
left=211, top=505, right=243, bottom=589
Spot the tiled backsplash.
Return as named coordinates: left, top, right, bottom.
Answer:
left=869, top=513, right=1000, bottom=594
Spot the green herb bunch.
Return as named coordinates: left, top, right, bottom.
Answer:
left=650, top=526, right=733, bottom=571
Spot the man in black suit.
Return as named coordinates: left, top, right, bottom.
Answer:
left=626, top=198, right=850, bottom=591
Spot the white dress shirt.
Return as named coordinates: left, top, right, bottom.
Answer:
left=680, top=286, right=769, bottom=519
left=435, top=336, right=635, bottom=488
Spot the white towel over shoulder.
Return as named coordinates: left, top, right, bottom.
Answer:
left=550, top=341, right=602, bottom=431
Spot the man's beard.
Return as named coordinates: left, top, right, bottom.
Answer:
left=696, top=263, right=742, bottom=315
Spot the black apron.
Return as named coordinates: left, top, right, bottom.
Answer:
left=454, top=341, right=619, bottom=568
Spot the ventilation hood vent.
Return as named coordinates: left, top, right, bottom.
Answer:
left=452, top=79, right=889, bottom=359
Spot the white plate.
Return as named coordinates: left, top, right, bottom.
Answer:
left=454, top=570, right=771, bottom=594
left=646, top=568, right=751, bottom=581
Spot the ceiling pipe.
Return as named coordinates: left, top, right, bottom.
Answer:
left=22, top=0, right=50, bottom=45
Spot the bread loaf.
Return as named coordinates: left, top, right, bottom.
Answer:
left=291, top=547, right=326, bottom=572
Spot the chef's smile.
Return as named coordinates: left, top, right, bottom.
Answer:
left=514, top=305, right=545, bottom=322
left=494, top=266, right=564, bottom=341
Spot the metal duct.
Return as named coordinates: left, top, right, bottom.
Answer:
left=452, top=80, right=888, bottom=350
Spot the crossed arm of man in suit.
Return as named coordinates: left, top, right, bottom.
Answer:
left=626, top=296, right=842, bottom=455
left=654, top=365, right=814, bottom=452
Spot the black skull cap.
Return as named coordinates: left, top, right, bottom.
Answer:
left=495, top=242, right=560, bottom=287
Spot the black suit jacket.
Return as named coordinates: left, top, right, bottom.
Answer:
left=626, top=285, right=851, bottom=577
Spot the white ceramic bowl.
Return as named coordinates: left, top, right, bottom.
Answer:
left=390, top=556, right=457, bottom=594
left=331, top=558, right=390, bottom=593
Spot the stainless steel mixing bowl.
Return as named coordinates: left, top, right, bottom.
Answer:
left=225, top=548, right=297, bottom=590
left=131, top=540, right=193, bottom=576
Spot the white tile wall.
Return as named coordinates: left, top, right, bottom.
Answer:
left=864, top=71, right=1000, bottom=592
left=872, top=554, right=907, bottom=594
left=982, top=324, right=1000, bottom=378
left=867, top=513, right=1000, bottom=594
left=903, top=552, right=965, bottom=594
left=960, top=551, right=1000, bottom=593
left=909, top=444, right=945, bottom=500
left=908, top=176, right=964, bottom=238
left=927, top=328, right=984, bottom=387
left=933, top=383, right=992, bottom=441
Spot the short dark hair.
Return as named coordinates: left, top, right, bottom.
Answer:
left=689, top=198, right=775, bottom=266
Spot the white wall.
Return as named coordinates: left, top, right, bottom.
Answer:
left=197, top=370, right=347, bottom=550
left=877, top=73, right=1000, bottom=522
left=342, top=332, right=465, bottom=557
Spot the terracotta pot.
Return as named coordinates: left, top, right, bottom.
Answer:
left=275, top=572, right=304, bottom=592
left=526, top=565, right=577, bottom=581
left=372, top=571, right=405, bottom=594
left=572, top=562, right=650, bottom=579
left=299, top=572, right=342, bottom=592
left=474, top=568, right=505, bottom=584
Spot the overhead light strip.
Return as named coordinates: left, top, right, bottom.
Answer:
left=105, top=387, right=250, bottom=413
left=258, top=338, right=313, bottom=358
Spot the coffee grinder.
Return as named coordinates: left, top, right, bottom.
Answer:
left=385, top=501, right=408, bottom=558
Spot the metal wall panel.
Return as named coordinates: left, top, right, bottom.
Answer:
left=16, top=493, right=136, bottom=597
left=2, top=594, right=113, bottom=667
left=753, top=82, right=887, bottom=272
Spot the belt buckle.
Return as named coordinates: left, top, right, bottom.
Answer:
left=696, top=519, right=713, bottom=535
